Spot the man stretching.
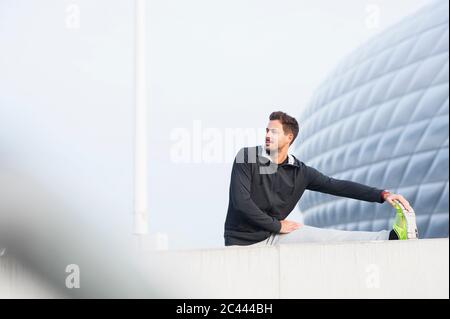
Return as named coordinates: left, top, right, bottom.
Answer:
left=224, top=111, right=418, bottom=247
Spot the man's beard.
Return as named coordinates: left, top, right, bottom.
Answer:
left=265, top=144, right=279, bottom=156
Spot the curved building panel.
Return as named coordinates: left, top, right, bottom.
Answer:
left=295, top=0, right=449, bottom=238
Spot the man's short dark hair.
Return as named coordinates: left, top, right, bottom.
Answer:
left=269, top=111, right=299, bottom=145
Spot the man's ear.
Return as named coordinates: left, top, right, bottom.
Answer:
left=288, top=132, right=294, bottom=145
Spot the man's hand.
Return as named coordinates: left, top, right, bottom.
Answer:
left=279, top=220, right=301, bottom=234
left=383, top=191, right=413, bottom=212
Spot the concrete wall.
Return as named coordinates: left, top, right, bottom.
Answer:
left=1, top=239, right=448, bottom=298
left=0, top=256, right=65, bottom=298
left=139, top=238, right=449, bottom=299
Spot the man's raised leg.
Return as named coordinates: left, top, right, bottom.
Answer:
left=272, top=225, right=390, bottom=245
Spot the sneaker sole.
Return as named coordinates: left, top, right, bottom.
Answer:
left=395, top=200, right=419, bottom=240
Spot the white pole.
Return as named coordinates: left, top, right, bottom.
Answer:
left=134, top=0, right=148, bottom=236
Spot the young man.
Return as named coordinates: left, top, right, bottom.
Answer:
left=224, top=111, right=419, bottom=247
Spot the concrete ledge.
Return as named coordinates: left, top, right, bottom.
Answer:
left=1, top=239, right=448, bottom=298
left=0, top=256, right=63, bottom=298
left=151, top=238, right=449, bottom=299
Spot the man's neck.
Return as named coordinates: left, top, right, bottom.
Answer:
left=266, top=145, right=289, bottom=164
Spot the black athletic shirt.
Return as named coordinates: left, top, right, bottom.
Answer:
left=224, top=146, right=386, bottom=246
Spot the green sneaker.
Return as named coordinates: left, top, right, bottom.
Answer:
left=392, top=200, right=419, bottom=240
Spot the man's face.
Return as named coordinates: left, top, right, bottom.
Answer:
left=265, top=120, right=292, bottom=152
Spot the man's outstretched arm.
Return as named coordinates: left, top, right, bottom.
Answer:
left=304, top=164, right=413, bottom=211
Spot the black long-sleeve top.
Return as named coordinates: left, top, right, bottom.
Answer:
left=224, top=146, right=386, bottom=246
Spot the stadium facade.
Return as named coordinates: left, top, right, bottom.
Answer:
left=295, top=0, right=449, bottom=238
